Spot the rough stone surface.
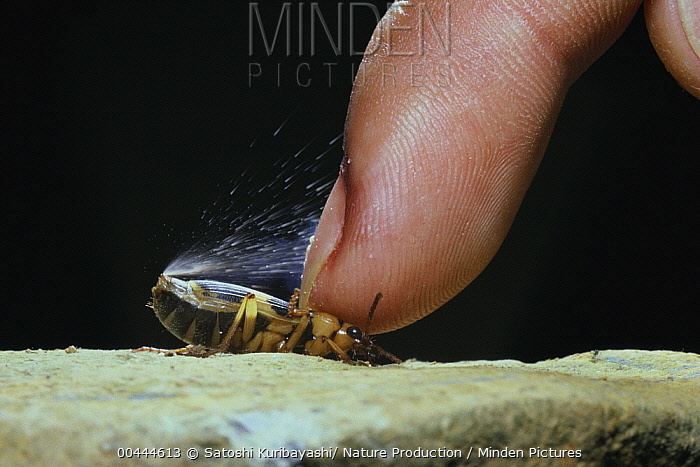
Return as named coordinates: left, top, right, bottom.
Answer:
left=1, top=349, right=698, bottom=466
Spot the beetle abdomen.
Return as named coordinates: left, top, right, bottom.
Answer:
left=152, top=288, right=221, bottom=346
left=151, top=275, right=292, bottom=348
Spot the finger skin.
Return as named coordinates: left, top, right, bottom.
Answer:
left=645, top=0, right=700, bottom=98
left=302, top=0, right=642, bottom=333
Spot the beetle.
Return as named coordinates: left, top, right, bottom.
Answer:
left=140, top=274, right=401, bottom=365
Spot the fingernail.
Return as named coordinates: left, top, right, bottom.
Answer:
left=679, top=0, right=700, bottom=58
left=298, top=175, right=346, bottom=310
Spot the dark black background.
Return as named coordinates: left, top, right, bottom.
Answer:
left=5, top=1, right=699, bottom=362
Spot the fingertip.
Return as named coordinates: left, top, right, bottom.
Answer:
left=301, top=0, right=651, bottom=335
left=646, top=0, right=700, bottom=98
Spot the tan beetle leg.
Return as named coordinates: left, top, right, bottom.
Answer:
left=241, top=294, right=258, bottom=344
left=132, top=345, right=209, bottom=357
left=133, top=345, right=190, bottom=355
left=287, top=309, right=308, bottom=318
left=320, top=336, right=351, bottom=363
left=287, top=288, right=300, bottom=315
left=280, top=312, right=310, bottom=352
left=207, top=293, right=253, bottom=356
left=244, top=330, right=264, bottom=352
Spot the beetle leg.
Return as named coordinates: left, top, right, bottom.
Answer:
left=287, top=288, right=300, bottom=314
left=320, top=336, right=352, bottom=363
left=132, top=345, right=207, bottom=357
left=207, top=293, right=253, bottom=356
left=241, top=294, right=258, bottom=344
left=280, top=311, right=310, bottom=352
left=287, top=309, right=309, bottom=318
left=133, top=345, right=188, bottom=355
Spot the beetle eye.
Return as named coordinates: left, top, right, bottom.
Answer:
left=346, top=326, right=363, bottom=340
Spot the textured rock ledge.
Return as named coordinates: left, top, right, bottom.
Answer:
left=1, top=349, right=698, bottom=466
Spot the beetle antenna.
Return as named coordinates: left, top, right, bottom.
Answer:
left=356, top=292, right=402, bottom=365
left=367, top=292, right=383, bottom=328
left=369, top=343, right=402, bottom=364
